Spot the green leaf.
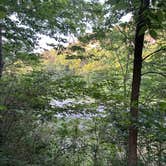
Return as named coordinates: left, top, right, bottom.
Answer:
left=149, top=29, right=157, bottom=39
left=0, top=105, right=6, bottom=111
left=159, top=101, right=166, bottom=110
left=138, top=25, right=147, bottom=36
left=0, top=11, right=6, bottom=19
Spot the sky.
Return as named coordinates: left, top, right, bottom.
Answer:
left=9, top=1, right=132, bottom=53
left=35, top=13, right=132, bottom=53
left=35, top=34, right=77, bottom=53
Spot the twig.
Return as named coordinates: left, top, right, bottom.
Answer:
left=138, top=147, right=147, bottom=164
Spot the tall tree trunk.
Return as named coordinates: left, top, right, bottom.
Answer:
left=0, top=26, right=3, bottom=77
left=128, top=1, right=150, bottom=166
left=0, top=26, right=2, bottom=146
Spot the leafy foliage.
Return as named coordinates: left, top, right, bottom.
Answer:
left=0, top=1, right=165, bottom=166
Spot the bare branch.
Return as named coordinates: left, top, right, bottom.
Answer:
left=142, top=47, right=166, bottom=61
left=141, top=71, right=166, bottom=77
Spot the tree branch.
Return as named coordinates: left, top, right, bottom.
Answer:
left=142, top=71, right=166, bottom=77
left=142, top=47, right=166, bottom=61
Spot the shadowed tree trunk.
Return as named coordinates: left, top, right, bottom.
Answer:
left=128, top=0, right=150, bottom=166
left=0, top=26, right=3, bottom=77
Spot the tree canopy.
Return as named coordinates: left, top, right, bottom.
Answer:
left=0, top=0, right=165, bottom=166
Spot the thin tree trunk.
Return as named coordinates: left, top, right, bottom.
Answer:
left=0, top=26, right=3, bottom=77
left=0, top=26, right=3, bottom=146
left=128, top=1, right=150, bottom=166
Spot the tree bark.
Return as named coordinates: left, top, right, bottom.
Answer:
left=0, top=26, right=3, bottom=77
left=128, top=1, right=150, bottom=166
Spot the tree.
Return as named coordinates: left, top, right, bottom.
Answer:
left=0, top=0, right=165, bottom=165
left=0, top=26, right=2, bottom=77
left=103, top=0, right=165, bottom=165
left=0, top=0, right=97, bottom=77
left=129, top=1, right=150, bottom=165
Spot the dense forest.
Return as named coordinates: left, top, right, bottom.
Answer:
left=0, top=0, right=165, bottom=166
